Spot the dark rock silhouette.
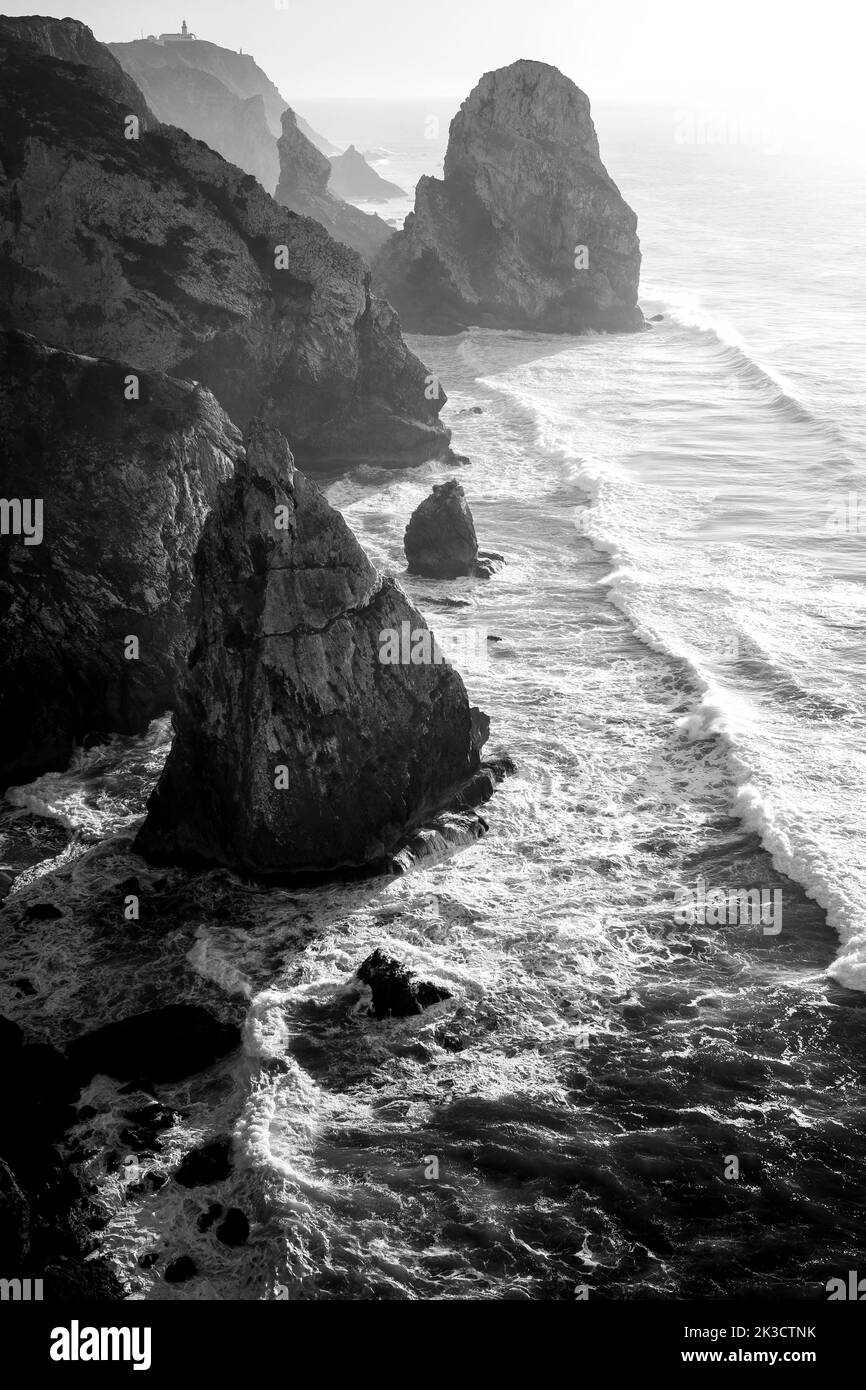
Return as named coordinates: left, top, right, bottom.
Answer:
left=66, top=1005, right=241, bottom=1083
left=0, top=330, right=241, bottom=789
left=215, top=1207, right=250, bottom=1245
left=164, top=1255, right=197, bottom=1283
left=353, top=950, right=452, bottom=1018
left=135, top=421, right=494, bottom=877
left=0, top=21, right=454, bottom=473
left=404, top=480, right=502, bottom=579
left=375, top=60, right=643, bottom=334
left=174, top=1140, right=233, bottom=1188
left=328, top=145, right=406, bottom=201
left=275, top=110, right=393, bottom=263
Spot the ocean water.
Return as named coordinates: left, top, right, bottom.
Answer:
left=3, top=105, right=866, bottom=1301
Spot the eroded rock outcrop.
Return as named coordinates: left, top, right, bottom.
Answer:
left=275, top=111, right=393, bottom=264
left=404, top=481, right=502, bottom=579
left=375, top=60, right=643, bottom=334
left=135, top=421, right=493, bottom=877
left=329, top=145, right=406, bottom=201
left=0, top=330, right=240, bottom=789
left=0, top=21, right=453, bottom=472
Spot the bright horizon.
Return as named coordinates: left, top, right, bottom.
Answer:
left=2, top=0, right=865, bottom=160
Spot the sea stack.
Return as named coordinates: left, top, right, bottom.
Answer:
left=135, top=422, right=492, bottom=877
left=404, top=482, right=501, bottom=579
left=375, top=60, right=643, bottom=334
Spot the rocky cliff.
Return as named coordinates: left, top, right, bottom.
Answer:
left=0, top=22, right=453, bottom=472
left=0, top=330, right=240, bottom=789
left=275, top=111, right=393, bottom=264
left=135, top=421, right=492, bottom=878
left=112, top=37, right=335, bottom=153
left=375, top=60, right=643, bottom=334
left=329, top=146, right=406, bottom=201
left=110, top=39, right=281, bottom=193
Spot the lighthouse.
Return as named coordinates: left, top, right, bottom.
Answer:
left=158, top=19, right=197, bottom=43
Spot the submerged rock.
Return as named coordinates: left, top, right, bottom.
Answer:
left=135, top=421, right=495, bottom=877
left=404, top=480, right=501, bottom=579
left=164, top=1255, right=197, bottom=1283
left=175, top=1141, right=233, bottom=1189
left=215, top=1207, right=250, bottom=1246
left=375, top=60, right=643, bottom=334
left=0, top=330, right=240, bottom=789
left=328, top=145, right=406, bottom=201
left=275, top=110, right=393, bottom=263
left=0, top=20, right=453, bottom=473
left=352, top=950, right=452, bottom=1019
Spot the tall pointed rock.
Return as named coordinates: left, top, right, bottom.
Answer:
left=135, top=422, right=491, bottom=876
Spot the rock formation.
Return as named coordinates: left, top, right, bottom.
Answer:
left=135, top=421, right=494, bottom=877
left=349, top=950, right=451, bottom=1019
left=328, top=146, right=406, bottom=201
left=404, top=481, right=502, bottom=579
left=0, top=21, right=454, bottom=473
left=275, top=111, right=393, bottom=263
left=374, top=60, right=643, bottom=334
left=0, top=330, right=240, bottom=789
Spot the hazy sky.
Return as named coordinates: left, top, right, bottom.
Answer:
left=3, top=0, right=865, bottom=144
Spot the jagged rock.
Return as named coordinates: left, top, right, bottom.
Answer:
left=404, top=480, right=500, bottom=579
left=175, top=1141, right=233, bottom=1189
left=352, top=950, right=452, bottom=1019
left=0, top=21, right=454, bottom=472
left=135, top=421, right=494, bottom=877
left=375, top=60, right=643, bottom=334
left=328, top=145, right=406, bottom=201
left=0, top=330, right=240, bottom=788
left=66, top=1005, right=241, bottom=1083
left=276, top=111, right=393, bottom=263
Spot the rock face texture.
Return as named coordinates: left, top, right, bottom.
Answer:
left=375, top=60, right=643, bottom=334
left=275, top=111, right=393, bottom=264
left=329, top=146, right=406, bottom=201
left=0, top=330, right=240, bottom=790
left=135, top=421, right=491, bottom=877
left=0, top=21, right=453, bottom=472
left=110, top=38, right=283, bottom=193
left=404, top=481, right=499, bottom=579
